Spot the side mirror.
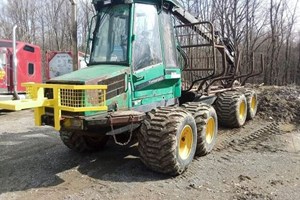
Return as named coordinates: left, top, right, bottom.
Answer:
left=85, top=14, right=98, bottom=64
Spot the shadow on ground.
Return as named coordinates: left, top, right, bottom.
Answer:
left=0, top=128, right=168, bottom=194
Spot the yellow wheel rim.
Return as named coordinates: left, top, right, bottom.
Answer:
left=206, top=117, right=215, bottom=144
left=179, top=125, right=193, bottom=160
left=239, top=101, right=246, bottom=119
left=251, top=96, right=257, bottom=112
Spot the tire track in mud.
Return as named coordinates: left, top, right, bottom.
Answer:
left=215, top=122, right=279, bottom=152
left=172, top=121, right=280, bottom=183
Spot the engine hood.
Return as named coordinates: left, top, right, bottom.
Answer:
left=48, top=65, right=129, bottom=84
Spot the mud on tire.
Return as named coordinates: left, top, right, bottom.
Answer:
left=215, top=91, right=247, bottom=128
left=182, top=102, right=218, bottom=156
left=138, top=107, right=197, bottom=175
left=60, top=130, right=109, bottom=152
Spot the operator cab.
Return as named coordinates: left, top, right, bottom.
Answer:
left=89, top=0, right=182, bottom=110
left=90, top=0, right=179, bottom=69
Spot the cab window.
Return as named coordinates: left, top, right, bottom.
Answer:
left=133, top=4, right=162, bottom=70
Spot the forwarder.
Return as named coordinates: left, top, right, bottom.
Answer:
left=0, top=0, right=262, bottom=175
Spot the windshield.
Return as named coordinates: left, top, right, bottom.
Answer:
left=90, top=5, right=130, bottom=64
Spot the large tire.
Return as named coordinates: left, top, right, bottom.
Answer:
left=60, top=130, right=109, bottom=152
left=182, top=102, right=218, bottom=156
left=138, top=107, right=197, bottom=175
left=215, top=91, right=247, bottom=128
left=245, top=90, right=258, bottom=120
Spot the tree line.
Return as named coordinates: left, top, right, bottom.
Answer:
left=0, top=0, right=299, bottom=85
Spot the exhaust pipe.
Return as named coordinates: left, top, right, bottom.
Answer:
left=12, top=25, right=20, bottom=100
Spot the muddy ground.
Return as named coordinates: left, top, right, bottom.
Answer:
left=0, top=86, right=299, bottom=200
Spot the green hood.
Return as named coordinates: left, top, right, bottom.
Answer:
left=50, top=65, right=129, bottom=83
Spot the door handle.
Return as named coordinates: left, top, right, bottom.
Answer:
left=133, top=75, right=144, bottom=81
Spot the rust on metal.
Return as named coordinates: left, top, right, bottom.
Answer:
left=108, top=110, right=145, bottom=126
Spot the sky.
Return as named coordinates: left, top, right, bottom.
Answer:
left=0, top=0, right=6, bottom=9
left=289, top=0, right=300, bottom=30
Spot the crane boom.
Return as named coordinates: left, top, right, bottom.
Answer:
left=164, top=0, right=235, bottom=64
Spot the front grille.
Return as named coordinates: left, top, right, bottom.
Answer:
left=60, top=89, right=84, bottom=107
left=44, top=82, right=107, bottom=116
left=45, top=84, right=85, bottom=116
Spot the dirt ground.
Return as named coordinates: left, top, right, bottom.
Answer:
left=0, top=86, right=299, bottom=200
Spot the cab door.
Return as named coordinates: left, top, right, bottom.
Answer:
left=131, top=3, right=165, bottom=106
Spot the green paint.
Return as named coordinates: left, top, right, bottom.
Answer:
left=51, top=65, right=129, bottom=83
left=51, top=2, right=183, bottom=118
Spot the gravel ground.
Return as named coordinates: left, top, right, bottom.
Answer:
left=0, top=86, right=299, bottom=200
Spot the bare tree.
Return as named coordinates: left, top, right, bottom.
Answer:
left=0, top=0, right=299, bottom=85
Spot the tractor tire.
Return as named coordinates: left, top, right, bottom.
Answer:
left=245, top=90, right=258, bottom=120
left=60, top=130, right=109, bottom=152
left=138, top=107, right=197, bottom=175
left=182, top=102, right=218, bottom=156
left=215, top=91, right=247, bottom=128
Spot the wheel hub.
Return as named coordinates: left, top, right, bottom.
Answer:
left=179, top=125, right=193, bottom=160
left=251, top=96, right=257, bottom=112
left=239, top=101, right=246, bottom=119
left=206, top=117, right=215, bottom=144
